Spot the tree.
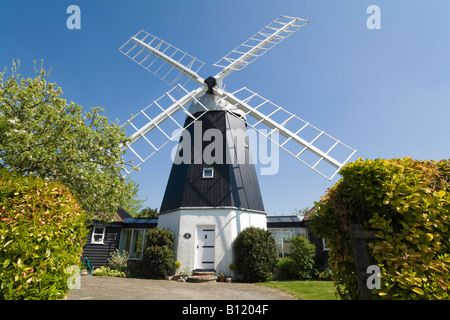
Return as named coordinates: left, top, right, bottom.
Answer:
left=135, top=207, right=159, bottom=218
left=121, top=183, right=146, bottom=217
left=293, top=207, right=311, bottom=219
left=0, top=60, right=138, bottom=220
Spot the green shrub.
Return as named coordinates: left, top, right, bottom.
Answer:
left=139, top=245, right=175, bottom=279
left=107, top=249, right=129, bottom=274
left=233, top=227, right=278, bottom=282
left=289, top=235, right=316, bottom=280
left=137, top=227, right=175, bottom=279
left=276, top=236, right=315, bottom=280
left=276, top=257, right=295, bottom=280
left=0, top=170, right=88, bottom=300
left=311, top=157, right=450, bottom=300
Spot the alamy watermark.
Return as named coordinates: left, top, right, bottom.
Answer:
left=367, top=5, right=381, bottom=30
left=66, top=5, right=381, bottom=31
left=66, top=265, right=81, bottom=289
left=66, top=5, right=81, bottom=30
left=367, top=265, right=381, bottom=290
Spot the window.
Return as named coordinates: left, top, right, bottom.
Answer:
left=202, top=168, right=214, bottom=178
left=91, top=226, right=105, bottom=244
left=268, top=227, right=307, bottom=258
left=119, top=229, right=147, bottom=260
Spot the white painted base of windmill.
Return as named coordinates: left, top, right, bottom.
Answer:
left=157, top=208, right=266, bottom=279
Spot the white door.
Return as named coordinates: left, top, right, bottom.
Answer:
left=195, top=227, right=215, bottom=270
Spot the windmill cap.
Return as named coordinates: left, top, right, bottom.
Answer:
left=188, top=92, right=246, bottom=118
left=204, top=76, right=217, bottom=93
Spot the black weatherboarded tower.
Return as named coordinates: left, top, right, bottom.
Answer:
left=160, top=94, right=265, bottom=213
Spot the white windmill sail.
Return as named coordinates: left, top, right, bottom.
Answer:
left=218, top=87, right=357, bottom=180
left=119, top=30, right=206, bottom=87
left=213, top=15, right=309, bottom=82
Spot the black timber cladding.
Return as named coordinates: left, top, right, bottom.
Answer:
left=81, top=223, right=121, bottom=268
left=160, top=110, right=265, bottom=213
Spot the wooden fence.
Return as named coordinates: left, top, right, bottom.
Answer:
left=349, top=224, right=377, bottom=300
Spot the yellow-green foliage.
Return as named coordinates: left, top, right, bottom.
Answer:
left=311, top=157, right=450, bottom=300
left=0, top=170, right=88, bottom=299
left=93, top=266, right=126, bottom=278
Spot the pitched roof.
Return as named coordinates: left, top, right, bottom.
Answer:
left=113, top=208, right=133, bottom=222
left=302, top=206, right=317, bottom=221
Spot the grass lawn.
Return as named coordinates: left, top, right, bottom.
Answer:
left=255, top=281, right=338, bottom=300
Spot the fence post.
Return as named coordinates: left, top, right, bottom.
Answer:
left=349, top=224, right=377, bottom=300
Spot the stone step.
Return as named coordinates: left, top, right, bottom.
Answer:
left=188, top=269, right=217, bottom=283
left=192, top=269, right=216, bottom=276
left=188, top=275, right=217, bottom=283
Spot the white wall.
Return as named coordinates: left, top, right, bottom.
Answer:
left=158, top=208, right=266, bottom=278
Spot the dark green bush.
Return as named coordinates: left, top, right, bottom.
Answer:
left=311, top=157, right=450, bottom=300
left=234, top=227, right=278, bottom=282
left=139, top=245, right=175, bottom=279
left=276, top=235, right=315, bottom=280
left=276, top=257, right=295, bottom=280
left=137, top=227, right=175, bottom=279
left=0, top=169, right=88, bottom=299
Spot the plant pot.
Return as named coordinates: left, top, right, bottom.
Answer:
left=218, top=276, right=226, bottom=282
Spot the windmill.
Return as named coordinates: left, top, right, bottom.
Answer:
left=119, top=15, right=356, bottom=276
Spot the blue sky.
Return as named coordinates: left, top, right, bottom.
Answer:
left=1, top=0, right=449, bottom=215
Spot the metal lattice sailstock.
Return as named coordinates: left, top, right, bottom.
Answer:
left=119, top=15, right=356, bottom=180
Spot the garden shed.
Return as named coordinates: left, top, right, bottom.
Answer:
left=81, top=209, right=157, bottom=268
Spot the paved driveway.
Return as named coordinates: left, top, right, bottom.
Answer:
left=67, top=275, right=296, bottom=300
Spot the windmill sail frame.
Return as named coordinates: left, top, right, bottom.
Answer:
left=119, top=30, right=206, bottom=87
left=213, top=15, right=309, bottom=82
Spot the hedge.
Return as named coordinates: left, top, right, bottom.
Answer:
left=311, top=157, right=450, bottom=300
left=0, top=170, right=88, bottom=299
